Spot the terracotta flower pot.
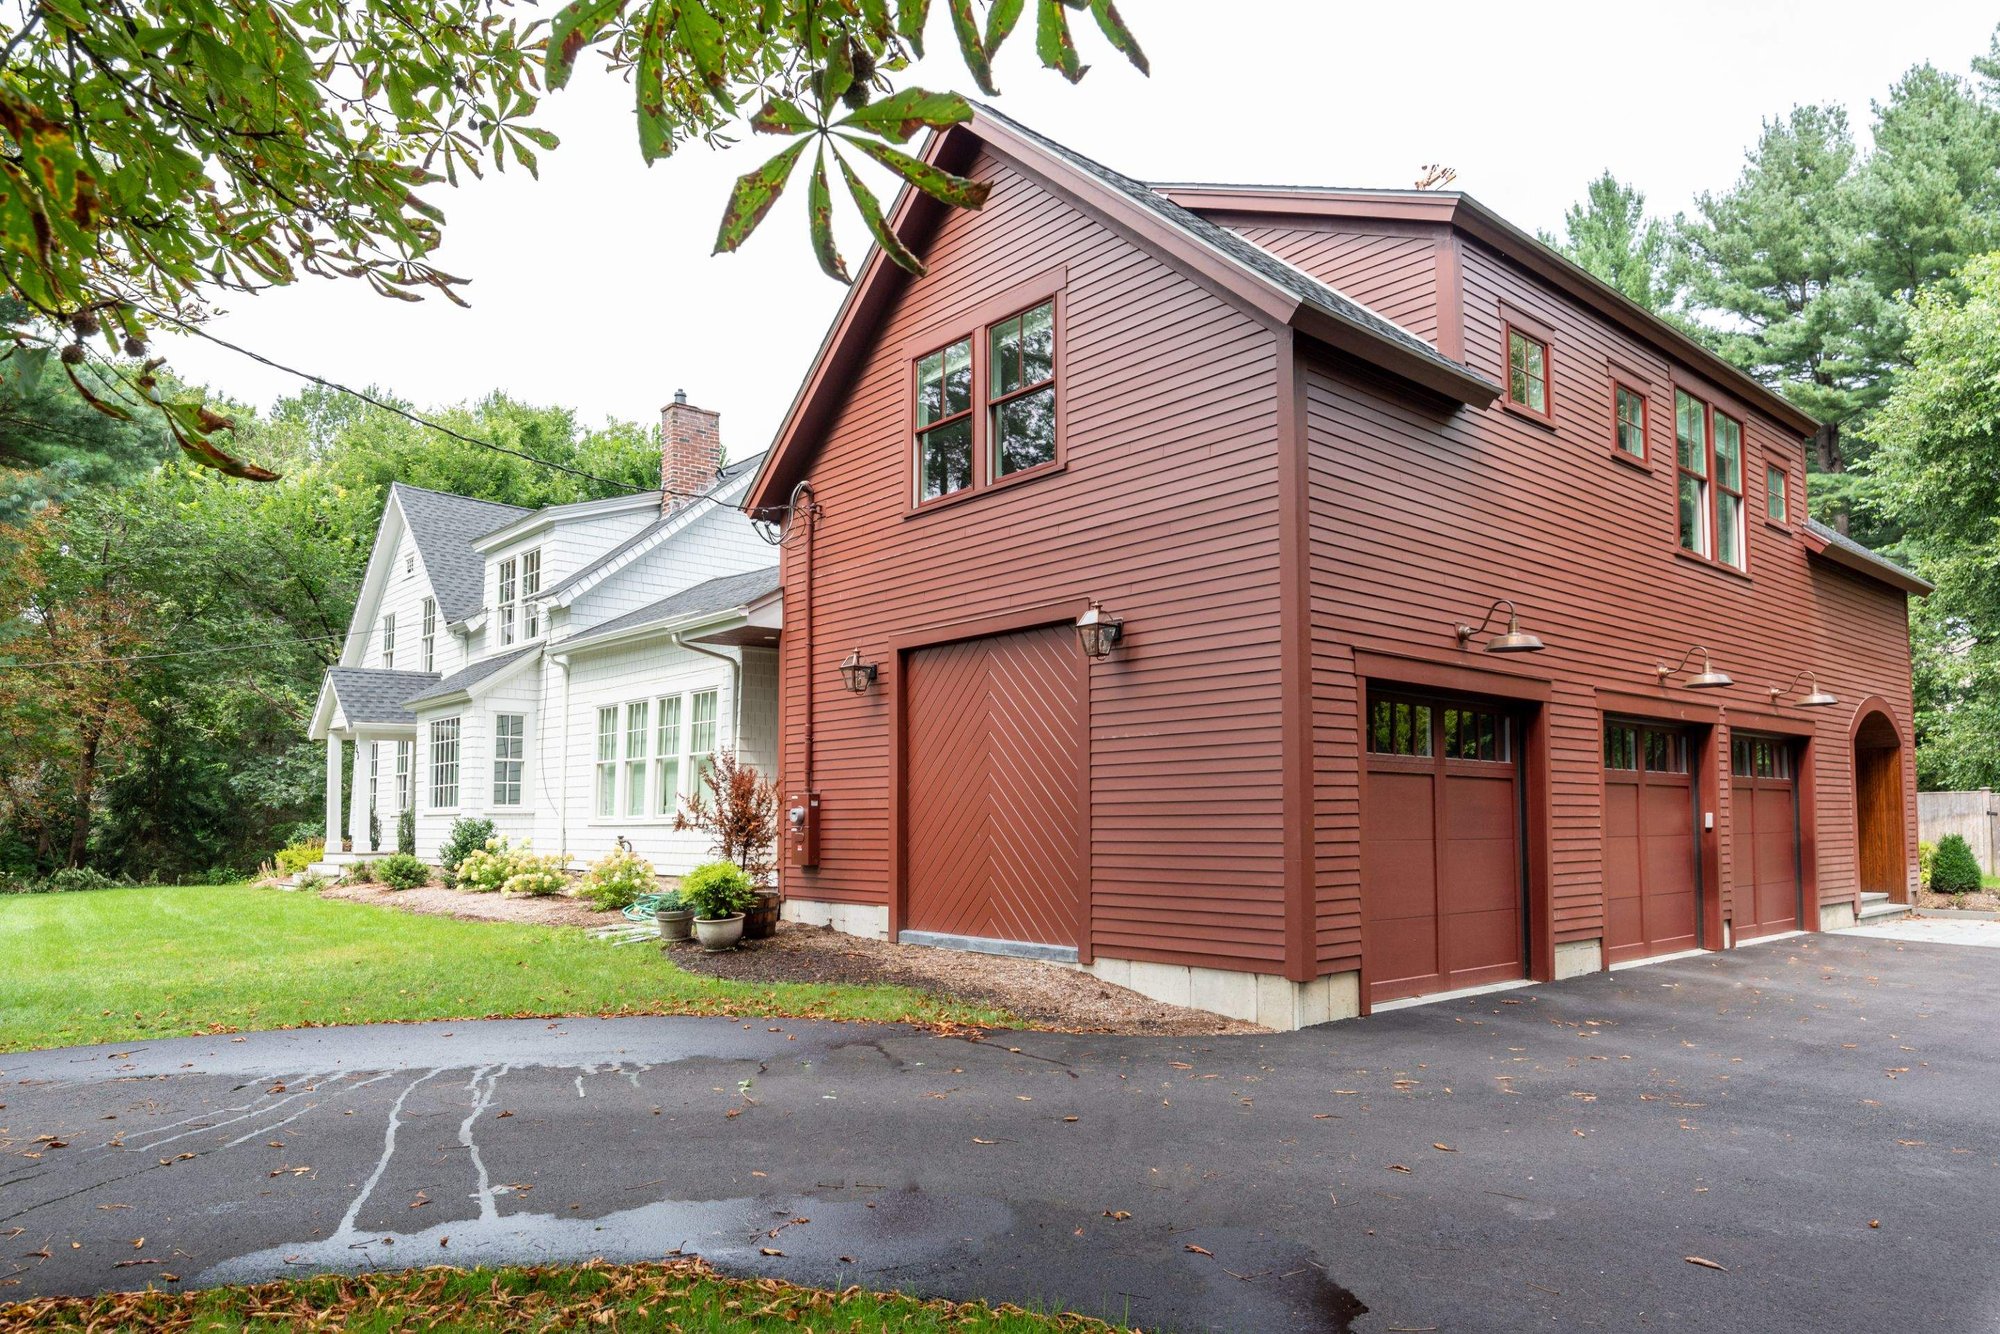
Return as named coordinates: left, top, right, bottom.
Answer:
left=655, top=907, right=694, bottom=942
left=693, top=913, right=745, bottom=952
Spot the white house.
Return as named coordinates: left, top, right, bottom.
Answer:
left=306, top=393, right=780, bottom=877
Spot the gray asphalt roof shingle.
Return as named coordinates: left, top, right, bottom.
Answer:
left=565, top=567, right=780, bottom=647
left=404, top=647, right=540, bottom=708
left=391, top=483, right=532, bottom=624
left=324, top=668, right=441, bottom=726
left=1805, top=518, right=1930, bottom=591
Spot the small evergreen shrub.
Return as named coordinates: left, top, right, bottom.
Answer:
left=1930, top=834, right=1983, bottom=895
left=454, top=838, right=517, bottom=894
left=580, top=846, right=657, bottom=912
left=439, top=818, right=495, bottom=876
left=1917, top=840, right=1937, bottom=891
left=274, top=839, right=325, bottom=877
left=376, top=853, right=430, bottom=891
left=293, top=870, right=329, bottom=893
left=501, top=850, right=567, bottom=898
left=679, top=860, right=754, bottom=920
left=343, top=860, right=377, bottom=885
left=397, top=806, right=416, bottom=855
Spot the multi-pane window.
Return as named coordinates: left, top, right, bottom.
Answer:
left=916, top=338, right=974, bottom=501
left=1605, top=723, right=1688, bottom=774
left=1731, top=736, right=1794, bottom=779
left=492, top=713, right=525, bottom=806
left=688, top=689, right=719, bottom=797
left=595, top=707, right=618, bottom=818
left=623, top=701, right=650, bottom=819
left=1614, top=384, right=1646, bottom=460
left=381, top=612, right=396, bottom=669
left=497, top=557, right=518, bottom=646
left=429, top=716, right=460, bottom=809
left=421, top=597, right=436, bottom=673
left=521, top=549, right=541, bottom=638
left=1766, top=464, right=1788, bottom=523
left=1675, top=389, right=1711, bottom=559
left=653, top=695, right=684, bottom=816
left=395, top=740, right=412, bottom=812
left=368, top=745, right=379, bottom=847
left=1368, top=698, right=1512, bottom=761
left=1713, top=411, right=1744, bottom=569
left=1441, top=704, right=1511, bottom=763
left=1506, top=327, right=1549, bottom=415
left=1368, top=699, right=1434, bottom=757
left=989, top=301, right=1056, bottom=477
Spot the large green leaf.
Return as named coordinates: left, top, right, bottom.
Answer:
left=751, top=98, right=818, bottom=135
left=808, top=147, right=849, bottom=283
left=945, top=0, right=996, bottom=94
left=835, top=151, right=924, bottom=276
left=833, top=87, right=969, bottom=144
left=1035, top=0, right=1087, bottom=83
left=839, top=135, right=990, bottom=210
left=1087, top=0, right=1149, bottom=75
left=713, top=137, right=810, bottom=255
left=984, top=0, right=1026, bottom=54
left=896, top=0, right=932, bottom=57
left=546, top=0, right=632, bottom=91
left=635, top=0, right=674, bottom=162
left=676, top=0, right=730, bottom=103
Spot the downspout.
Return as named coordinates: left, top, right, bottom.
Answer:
left=552, top=653, right=572, bottom=865
left=674, top=633, right=744, bottom=758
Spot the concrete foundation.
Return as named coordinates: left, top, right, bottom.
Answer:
left=1554, top=937, right=1604, bottom=979
left=1089, top=957, right=1361, bottom=1031
left=781, top=898, right=890, bottom=940
left=1820, top=900, right=1857, bottom=932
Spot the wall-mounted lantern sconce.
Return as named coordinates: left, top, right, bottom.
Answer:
left=1453, top=598, right=1545, bottom=654
left=1075, top=600, right=1124, bottom=660
left=1769, top=669, right=1838, bottom=708
left=837, top=647, right=878, bottom=694
left=1656, top=645, right=1733, bottom=690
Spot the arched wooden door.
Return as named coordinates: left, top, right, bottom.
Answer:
left=1854, top=708, right=1908, bottom=903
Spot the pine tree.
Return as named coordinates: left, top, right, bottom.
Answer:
left=1541, top=173, right=1674, bottom=312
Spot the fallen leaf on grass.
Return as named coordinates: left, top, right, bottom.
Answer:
left=1685, top=1256, right=1727, bottom=1271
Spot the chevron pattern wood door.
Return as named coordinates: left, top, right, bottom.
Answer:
left=904, top=625, right=1087, bottom=947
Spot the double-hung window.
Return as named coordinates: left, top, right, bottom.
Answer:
left=381, top=612, right=396, bottom=669
left=912, top=289, right=1061, bottom=507
left=688, top=689, right=719, bottom=799
left=521, top=549, right=541, bottom=638
left=989, top=302, right=1056, bottom=477
left=395, top=740, right=412, bottom=812
left=1505, top=326, right=1550, bottom=417
left=1675, top=388, right=1747, bottom=571
left=623, top=701, right=650, bottom=818
left=421, top=597, right=436, bottom=672
left=429, top=717, right=460, bottom=810
left=1613, top=384, right=1647, bottom=461
left=497, top=557, right=518, bottom=646
left=653, top=695, right=684, bottom=816
left=916, top=338, right=975, bottom=501
left=1765, top=463, right=1789, bottom=524
left=492, top=713, right=525, bottom=806
left=595, top=707, right=618, bottom=818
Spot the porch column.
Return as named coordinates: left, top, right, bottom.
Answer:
left=324, top=733, right=344, bottom=855
left=349, top=735, right=371, bottom=854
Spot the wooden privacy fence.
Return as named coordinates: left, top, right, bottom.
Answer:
left=1917, top=790, right=2000, bottom=874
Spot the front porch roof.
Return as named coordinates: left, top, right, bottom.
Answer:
left=309, top=667, right=442, bottom=740
left=404, top=645, right=541, bottom=711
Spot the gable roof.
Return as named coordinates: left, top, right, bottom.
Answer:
left=323, top=667, right=442, bottom=726
left=561, top=567, right=781, bottom=652
left=391, top=483, right=531, bottom=624
left=405, top=646, right=541, bottom=708
left=1803, top=519, right=1932, bottom=597
left=747, top=108, right=1500, bottom=512
left=540, top=452, right=767, bottom=607
left=472, top=488, right=662, bottom=553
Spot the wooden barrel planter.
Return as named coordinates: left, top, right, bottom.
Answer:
left=744, top=890, right=781, bottom=940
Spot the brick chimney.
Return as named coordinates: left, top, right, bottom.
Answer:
left=660, top=389, right=722, bottom=512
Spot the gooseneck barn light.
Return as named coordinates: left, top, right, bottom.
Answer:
left=837, top=647, right=878, bottom=694
left=1074, top=600, right=1124, bottom=660
left=1656, top=645, right=1733, bottom=690
left=1769, top=669, right=1838, bottom=708
left=1452, top=598, right=1545, bottom=654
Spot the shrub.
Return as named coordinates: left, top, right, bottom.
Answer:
left=397, top=806, right=416, bottom=855
left=1930, top=834, right=1983, bottom=895
left=274, top=839, right=325, bottom=877
left=293, top=870, right=329, bottom=894
left=343, top=860, right=377, bottom=885
left=501, top=850, right=568, bottom=898
left=679, top=860, right=754, bottom=920
left=675, top=751, right=778, bottom=887
left=375, top=853, right=430, bottom=891
left=455, top=839, right=517, bottom=894
left=368, top=806, right=382, bottom=853
left=1917, top=840, right=1937, bottom=891
left=580, top=846, right=657, bottom=912
left=45, top=866, right=120, bottom=893
left=439, top=818, right=495, bottom=876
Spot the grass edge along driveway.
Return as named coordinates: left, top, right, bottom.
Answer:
left=0, top=884, right=1014, bottom=1053
left=0, top=1259, right=1129, bottom=1332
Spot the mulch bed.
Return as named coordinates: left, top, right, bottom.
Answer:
left=315, top=879, right=610, bottom=929
left=1916, top=888, right=2000, bottom=913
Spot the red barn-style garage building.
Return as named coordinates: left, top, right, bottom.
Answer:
left=746, top=107, right=1928, bottom=1028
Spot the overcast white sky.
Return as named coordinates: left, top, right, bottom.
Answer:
left=160, top=1, right=1999, bottom=463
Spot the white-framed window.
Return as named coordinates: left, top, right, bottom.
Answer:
left=521, top=548, right=541, bottom=638
left=429, top=716, right=460, bottom=810
left=368, top=745, right=379, bottom=846
left=653, top=695, right=683, bottom=815
left=395, top=740, right=411, bottom=811
left=405, top=552, right=415, bottom=577
left=421, top=597, right=436, bottom=673
left=688, top=688, right=719, bottom=799
left=492, top=713, right=525, bottom=806
left=497, top=557, right=517, bottom=646
left=595, top=706, right=618, bottom=819
left=623, top=701, right=650, bottom=818
left=381, top=612, right=396, bottom=669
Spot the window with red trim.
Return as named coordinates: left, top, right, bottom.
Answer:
left=912, top=297, right=1060, bottom=506
left=1674, top=387, right=1747, bottom=572
left=915, top=337, right=974, bottom=502
left=1613, top=384, right=1646, bottom=460
left=1506, top=327, right=1549, bottom=416
left=1765, top=463, right=1788, bottom=523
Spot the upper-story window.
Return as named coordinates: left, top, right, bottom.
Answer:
left=521, top=548, right=542, bottom=638
left=1505, top=326, right=1550, bottom=418
left=404, top=552, right=415, bottom=577
left=497, top=556, right=518, bottom=646
left=381, top=612, right=396, bottom=669
left=1765, top=463, right=1788, bottom=524
left=1674, top=388, right=1746, bottom=572
left=912, top=290, right=1061, bottom=507
left=1613, top=384, right=1647, bottom=461
left=421, top=597, right=436, bottom=673
left=492, top=713, right=525, bottom=807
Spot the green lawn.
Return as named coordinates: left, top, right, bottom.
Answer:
left=0, top=885, right=1013, bottom=1053
left=0, top=1260, right=1124, bottom=1331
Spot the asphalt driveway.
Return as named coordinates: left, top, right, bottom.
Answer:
left=3, top=931, right=1996, bottom=1333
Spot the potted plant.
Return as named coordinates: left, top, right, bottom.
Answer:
left=745, top=888, right=781, bottom=939
left=680, top=860, right=755, bottom=951
left=653, top=889, right=694, bottom=942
